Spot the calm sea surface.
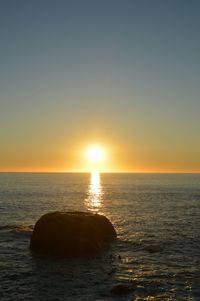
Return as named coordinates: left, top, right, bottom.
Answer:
left=0, top=173, right=200, bottom=301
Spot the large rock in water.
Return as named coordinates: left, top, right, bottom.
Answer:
left=30, top=211, right=117, bottom=256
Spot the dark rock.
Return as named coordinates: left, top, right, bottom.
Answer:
left=111, top=284, right=134, bottom=295
left=30, top=211, right=116, bottom=256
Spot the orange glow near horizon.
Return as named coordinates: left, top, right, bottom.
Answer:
left=66, top=143, right=110, bottom=173
left=1, top=166, right=200, bottom=174
left=0, top=142, right=200, bottom=173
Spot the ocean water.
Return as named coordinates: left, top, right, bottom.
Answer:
left=0, top=172, right=200, bottom=301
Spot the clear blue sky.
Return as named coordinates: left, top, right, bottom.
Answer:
left=0, top=0, right=200, bottom=172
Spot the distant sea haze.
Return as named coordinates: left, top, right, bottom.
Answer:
left=0, top=173, right=199, bottom=300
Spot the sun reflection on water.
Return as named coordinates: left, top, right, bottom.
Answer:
left=85, top=171, right=102, bottom=212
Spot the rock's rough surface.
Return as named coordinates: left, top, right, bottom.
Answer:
left=30, top=211, right=116, bottom=256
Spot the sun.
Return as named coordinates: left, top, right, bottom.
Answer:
left=86, top=145, right=105, bottom=162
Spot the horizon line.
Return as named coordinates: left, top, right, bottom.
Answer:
left=0, top=171, right=200, bottom=174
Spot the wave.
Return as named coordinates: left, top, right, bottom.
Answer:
left=0, top=224, right=33, bottom=234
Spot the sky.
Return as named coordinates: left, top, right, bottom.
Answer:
left=0, top=0, right=200, bottom=172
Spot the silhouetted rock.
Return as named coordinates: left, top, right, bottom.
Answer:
left=30, top=211, right=116, bottom=256
left=111, top=284, right=135, bottom=295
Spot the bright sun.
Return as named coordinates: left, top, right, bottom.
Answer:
left=86, top=146, right=105, bottom=162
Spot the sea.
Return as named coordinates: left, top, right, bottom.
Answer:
left=0, top=172, right=200, bottom=301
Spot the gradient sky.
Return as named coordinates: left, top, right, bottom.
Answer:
left=0, top=0, right=200, bottom=172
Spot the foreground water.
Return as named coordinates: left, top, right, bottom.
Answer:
left=0, top=173, right=200, bottom=301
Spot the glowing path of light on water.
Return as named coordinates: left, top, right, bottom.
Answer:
left=85, top=171, right=103, bottom=212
